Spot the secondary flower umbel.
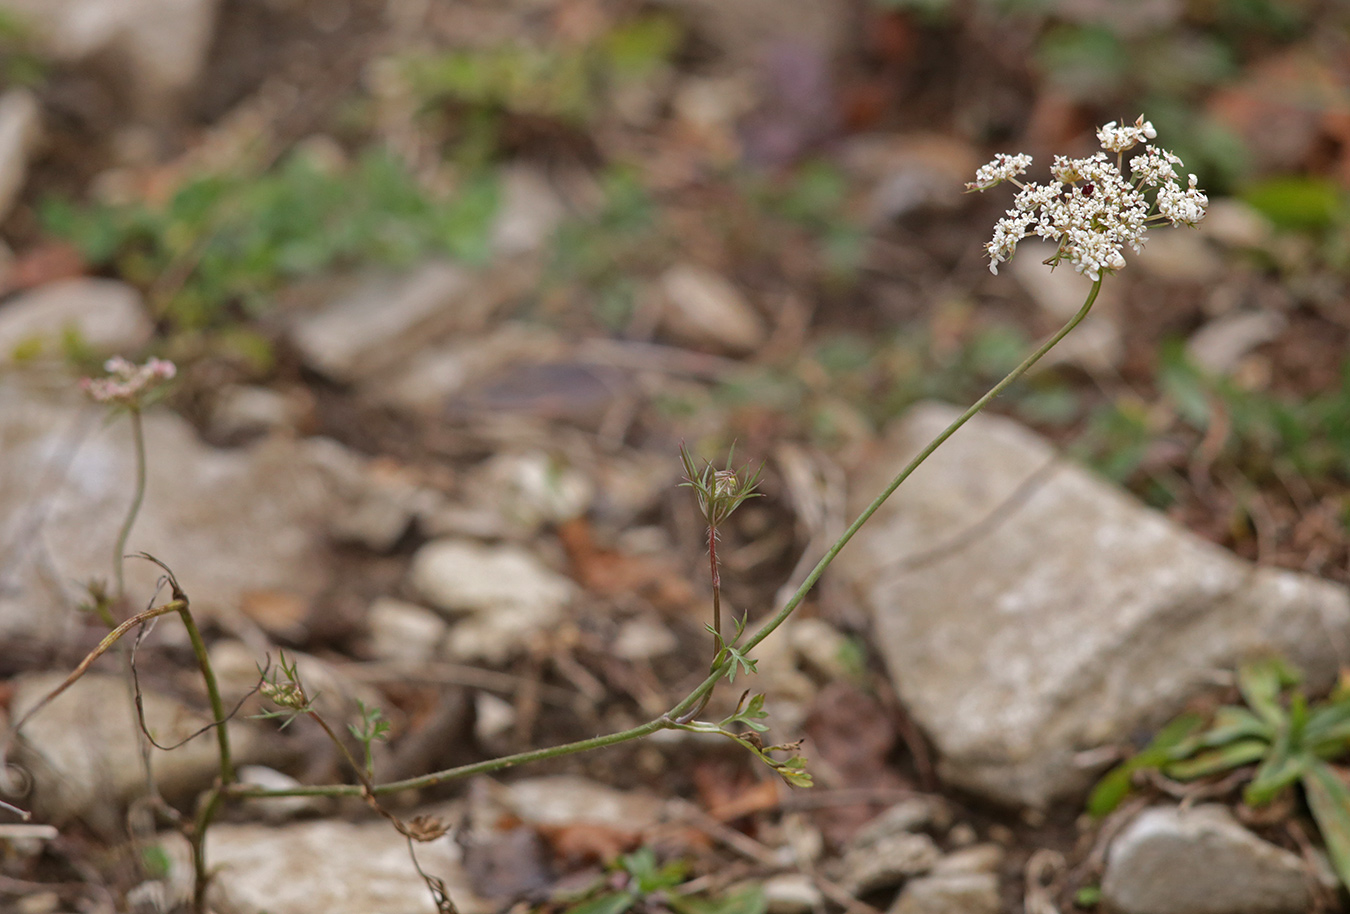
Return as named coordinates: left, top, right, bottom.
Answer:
left=80, top=356, right=177, bottom=406
left=967, top=116, right=1208, bottom=281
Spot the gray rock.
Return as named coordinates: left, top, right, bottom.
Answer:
left=303, top=438, right=427, bottom=552
left=763, top=873, right=824, bottom=914
left=1134, top=228, right=1225, bottom=283
left=835, top=831, right=942, bottom=895
left=612, top=616, right=679, bottom=661
left=208, top=384, right=303, bottom=441
left=659, top=264, right=766, bottom=354
left=838, top=402, right=1350, bottom=808
left=852, top=798, right=950, bottom=847
left=1101, top=805, right=1311, bottom=914
left=8, top=672, right=268, bottom=833
left=371, top=321, right=566, bottom=415
left=0, top=278, right=151, bottom=362
left=502, top=775, right=665, bottom=830
left=490, top=165, right=565, bottom=257
left=206, top=815, right=492, bottom=914
left=932, top=843, right=1003, bottom=876
left=890, top=873, right=1000, bottom=914
left=1186, top=311, right=1287, bottom=375
left=0, top=0, right=220, bottom=117
left=409, top=539, right=575, bottom=663
left=0, top=378, right=333, bottom=641
left=366, top=597, right=448, bottom=663
left=289, top=262, right=496, bottom=383
left=235, top=765, right=328, bottom=823
left=0, top=89, right=40, bottom=222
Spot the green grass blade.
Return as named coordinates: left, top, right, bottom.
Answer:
left=1198, top=705, right=1275, bottom=747
left=1303, top=762, right=1350, bottom=893
left=1163, top=739, right=1269, bottom=781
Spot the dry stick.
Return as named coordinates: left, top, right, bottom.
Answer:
left=230, top=278, right=1103, bottom=801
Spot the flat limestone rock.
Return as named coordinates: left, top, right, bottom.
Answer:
left=0, top=375, right=333, bottom=641
left=838, top=401, right=1350, bottom=808
left=206, top=817, right=492, bottom=914
left=9, top=672, right=270, bottom=834
left=1101, top=805, right=1310, bottom=914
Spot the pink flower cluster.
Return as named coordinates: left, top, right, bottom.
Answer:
left=80, top=356, right=177, bottom=405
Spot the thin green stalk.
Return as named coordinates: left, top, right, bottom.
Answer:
left=738, top=278, right=1102, bottom=657
left=189, top=786, right=224, bottom=914
left=232, top=278, right=1101, bottom=803
left=113, top=407, right=147, bottom=603
left=177, top=604, right=234, bottom=786
left=226, top=717, right=672, bottom=799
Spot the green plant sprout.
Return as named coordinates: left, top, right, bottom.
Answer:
left=563, top=847, right=766, bottom=914
left=1, top=117, right=1209, bottom=914
left=1089, top=657, right=1350, bottom=893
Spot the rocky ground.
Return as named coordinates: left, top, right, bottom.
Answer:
left=1, top=2, right=1349, bottom=914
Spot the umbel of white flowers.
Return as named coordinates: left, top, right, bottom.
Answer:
left=967, top=115, right=1209, bottom=281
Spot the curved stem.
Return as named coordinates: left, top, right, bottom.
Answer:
left=113, top=407, right=147, bottom=604
left=230, top=278, right=1102, bottom=801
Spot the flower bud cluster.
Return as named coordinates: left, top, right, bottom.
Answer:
left=966, top=116, right=1208, bottom=281
left=80, top=356, right=177, bottom=405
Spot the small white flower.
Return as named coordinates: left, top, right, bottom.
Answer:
left=969, top=117, right=1205, bottom=279
left=1097, top=115, right=1156, bottom=152
left=966, top=153, right=1033, bottom=191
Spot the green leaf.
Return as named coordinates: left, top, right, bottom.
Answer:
left=1086, top=766, right=1137, bottom=818
left=1198, top=705, right=1275, bottom=747
left=1074, top=884, right=1102, bottom=907
left=565, top=891, right=638, bottom=914
left=1163, top=739, right=1269, bottom=780
left=1243, top=743, right=1307, bottom=807
left=1302, top=762, right=1350, bottom=893
left=1242, top=177, right=1346, bottom=232
left=1238, top=658, right=1299, bottom=729
left=671, top=885, right=767, bottom=914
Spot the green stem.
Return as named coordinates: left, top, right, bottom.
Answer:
left=178, top=605, right=234, bottom=786
left=232, top=278, right=1102, bottom=801
left=227, top=717, right=671, bottom=798
left=189, top=786, right=223, bottom=914
left=113, top=407, right=147, bottom=604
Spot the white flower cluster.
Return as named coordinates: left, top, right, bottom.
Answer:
left=80, top=356, right=177, bottom=405
left=966, top=116, right=1208, bottom=281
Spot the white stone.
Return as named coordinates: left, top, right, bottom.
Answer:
left=303, top=438, right=424, bottom=552
left=490, top=165, right=565, bottom=257
left=1186, top=311, right=1287, bottom=375
left=8, top=672, right=267, bottom=833
left=236, top=765, right=328, bottom=822
left=411, top=539, right=575, bottom=617
left=659, top=264, right=766, bottom=354
left=206, top=816, right=492, bottom=914
left=838, top=402, right=1350, bottom=808
left=208, top=384, right=298, bottom=440
left=763, top=873, right=824, bottom=914
left=0, top=378, right=334, bottom=642
left=0, top=278, right=151, bottom=362
left=0, top=0, right=220, bottom=117
left=411, top=540, right=574, bottom=663
left=289, top=262, right=490, bottom=383
left=367, top=597, right=448, bottom=663
left=1101, top=805, right=1310, bottom=914
left=503, top=775, right=665, bottom=830
left=612, top=616, right=679, bottom=661
left=890, top=873, right=1000, bottom=914
left=480, top=450, right=594, bottom=531
left=0, top=89, right=40, bottom=222
left=835, top=831, right=941, bottom=894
